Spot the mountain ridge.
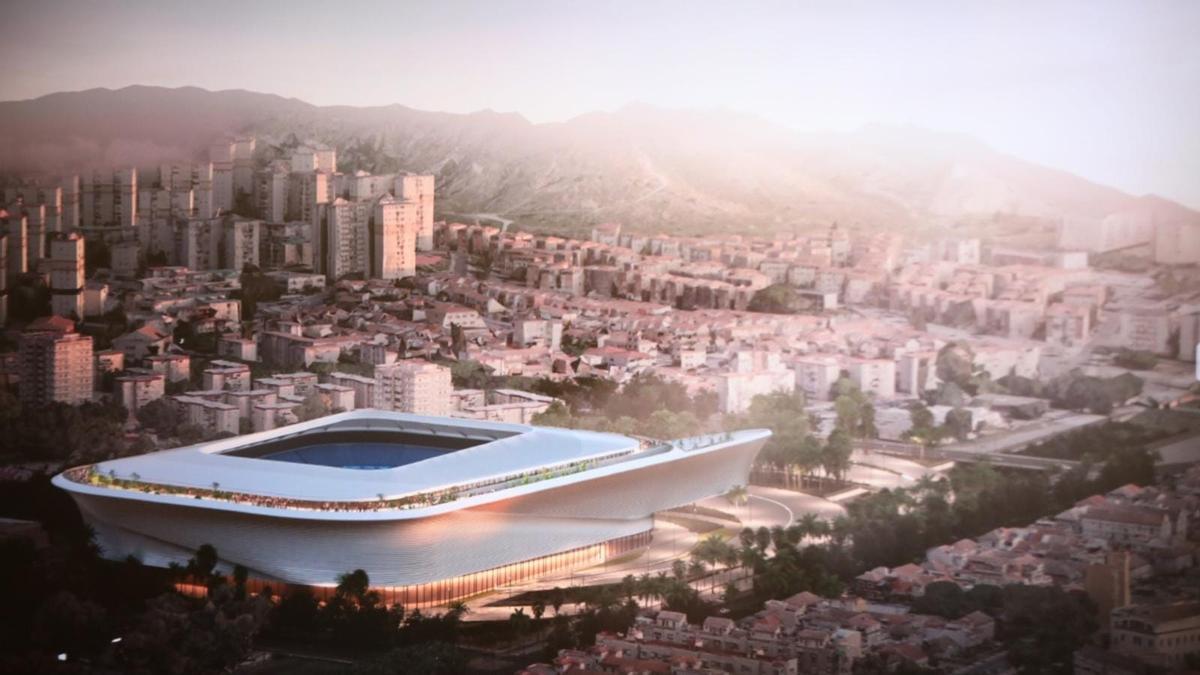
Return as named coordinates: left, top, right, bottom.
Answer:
left=0, top=85, right=1194, bottom=237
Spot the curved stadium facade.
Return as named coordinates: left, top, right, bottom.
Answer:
left=55, top=410, right=769, bottom=606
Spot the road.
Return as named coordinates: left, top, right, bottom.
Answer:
left=942, top=412, right=1106, bottom=455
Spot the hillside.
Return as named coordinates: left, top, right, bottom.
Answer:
left=0, top=85, right=1194, bottom=238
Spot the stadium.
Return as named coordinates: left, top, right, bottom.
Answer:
left=54, top=410, right=769, bottom=606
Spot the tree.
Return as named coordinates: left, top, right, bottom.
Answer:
left=822, top=429, right=853, bottom=482
left=936, top=342, right=975, bottom=390
left=349, top=642, right=467, bottom=675
left=177, top=423, right=205, bottom=443
left=508, top=607, right=531, bottom=637
left=724, top=485, right=749, bottom=508
left=637, top=409, right=700, bottom=440
left=741, top=391, right=812, bottom=471
left=136, top=397, right=180, bottom=436
left=944, top=407, right=973, bottom=441
left=294, top=392, right=329, bottom=422
left=336, top=569, right=373, bottom=606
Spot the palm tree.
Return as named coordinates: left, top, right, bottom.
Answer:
left=724, top=484, right=749, bottom=508
left=672, top=559, right=688, bottom=580
left=508, top=608, right=531, bottom=636
left=620, top=574, right=637, bottom=602
left=637, top=574, right=652, bottom=604
left=755, top=526, right=772, bottom=552
left=770, top=525, right=789, bottom=554
left=548, top=586, right=566, bottom=616
left=739, top=527, right=756, bottom=550
left=446, top=600, right=471, bottom=620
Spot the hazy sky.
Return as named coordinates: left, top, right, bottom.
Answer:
left=4, top=0, right=1199, bottom=207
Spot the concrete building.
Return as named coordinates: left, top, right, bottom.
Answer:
left=111, top=240, right=140, bottom=278
left=217, top=336, right=257, bottom=362
left=209, top=141, right=237, bottom=212
left=717, top=370, right=795, bottom=414
left=372, top=194, right=417, bottom=280
left=322, top=198, right=371, bottom=280
left=795, top=356, right=842, bottom=402
left=48, top=233, right=86, bottom=319
left=145, top=354, right=190, bottom=383
left=112, top=326, right=171, bottom=363
left=847, top=358, right=897, bottom=399
left=0, top=231, right=7, bottom=325
left=202, top=360, right=251, bottom=391
left=1045, top=302, right=1091, bottom=347
left=287, top=170, right=330, bottom=236
left=115, top=372, right=166, bottom=414
left=223, top=217, right=261, bottom=271
left=1111, top=602, right=1200, bottom=669
left=3, top=208, right=26, bottom=286
left=513, top=318, right=563, bottom=351
left=174, top=395, right=239, bottom=436
left=19, top=323, right=94, bottom=406
left=1117, top=307, right=1173, bottom=356
left=5, top=184, right=65, bottom=234
left=316, top=383, right=356, bottom=412
left=81, top=168, right=137, bottom=228
left=1060, top=213, right=1153, bottom=254
left=157, top=162, right=215, bottom=220
left=1154, top=220, right=1200, bottom=265
left=374, top=360, right=453, bottom=416
left=328, top=372, right=377, bottom=409
left=254, top=161, right=290, bottom=223
left=396, top=174, right=435, bottom=251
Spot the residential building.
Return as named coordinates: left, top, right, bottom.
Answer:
left=374, top=360, right=453, bottom=416
left=19, top=322, right=94, bottom=406
left=1111, top=602, right=1200, bottom=668
left=396, top=174, right=435, bottom=250
left=372, top=194, right=417, bottom=279
left=81, top=168, right=137, bottom=228
left=115, top=372, right=166, bottom=414
left=48, top=233, right=85, bottom=319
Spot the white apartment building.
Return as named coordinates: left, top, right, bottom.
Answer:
left=81, top=168, right=137, bottom=228
left=323, top=198, right=371, bottom=280
left=115, top=373, right=166, bottom=414
left=223, top=217, right=261, bottom=271
left=795, top=355, right=842, bottom=402
left=49, top=233, right=85, bottom=319
left=374, top=360, right=452, bottom=416
left=372, top=194, right=417, bottom=279
left=847, top=357, right=897, bottom=399
left=19, top=327, right=94, bottom=406
left=396, top=174, right=435, bottom=251
left=254, top=161, right=290, bottom=223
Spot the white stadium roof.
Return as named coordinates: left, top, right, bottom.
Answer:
left=87, top=410, right=638, bottom=502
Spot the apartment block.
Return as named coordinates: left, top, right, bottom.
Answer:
left=19, top=325, right=94, bottom=406
left=81, top=168, right=137, bottom=228
left=373, top=360, right=452, bottom=416
left=48, top=233, right=85, bottom=319
left=395, top=174, right=435, bottom=251
left=115, top=372, right=166, bottom=414
left=372, top=194, right=417, bottom=279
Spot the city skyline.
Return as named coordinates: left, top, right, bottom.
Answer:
left=2, top=0, right=1199, bottom=208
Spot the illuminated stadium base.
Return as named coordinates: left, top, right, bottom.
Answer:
left=55, top=411, right=769, bottom=605
left=230, top=531, right=653, bottom=608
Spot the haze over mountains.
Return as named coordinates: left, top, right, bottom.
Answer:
left=0, top=85, right=1194, bottom=237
